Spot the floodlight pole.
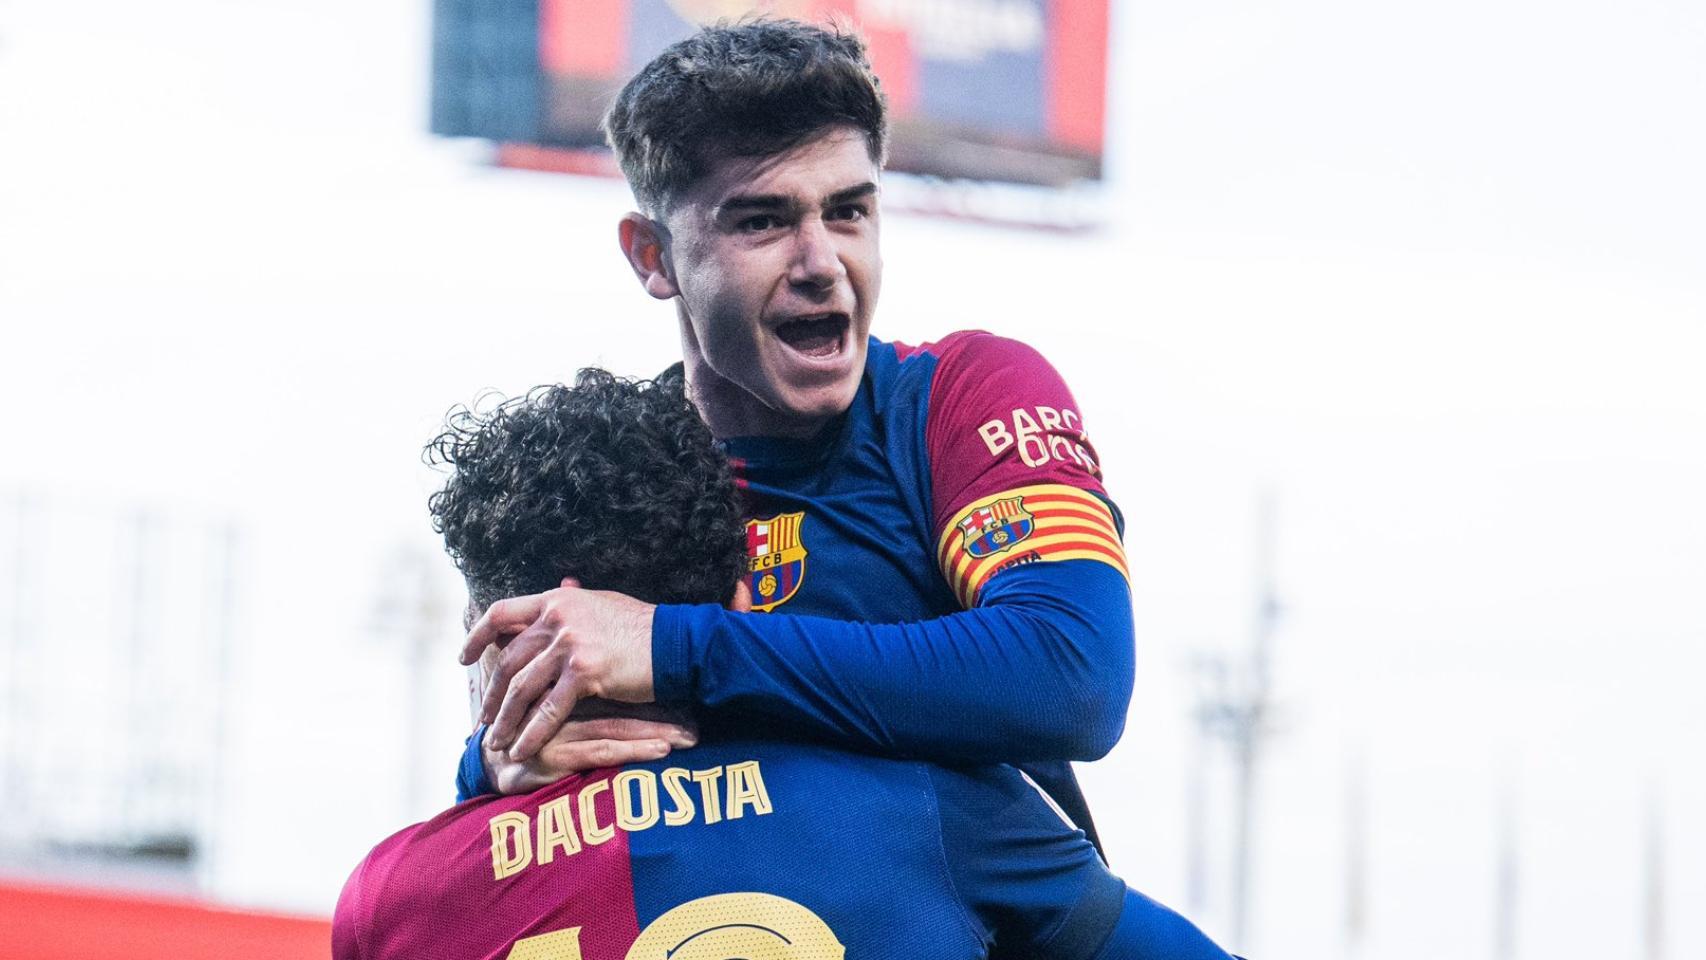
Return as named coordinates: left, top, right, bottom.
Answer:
left=1228, top=491, right=1278, bottom=946
left=1185, top=705, right=1210, bottom=916
left=1187, top=493, right=1280, bottom=949
left=1494, top=783, right=1518, bottom=960
left=1645, top=786, right=1665, bottom=960
left=1344, top=749, right=1368, bottom=960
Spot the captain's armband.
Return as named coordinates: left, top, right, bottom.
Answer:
left=936, top=483, right=1128, bottom=607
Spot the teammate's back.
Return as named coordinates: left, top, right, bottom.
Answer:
left=361, top=369, right=1236, bottom=960
left=335, top=738, right=1123, bottom=960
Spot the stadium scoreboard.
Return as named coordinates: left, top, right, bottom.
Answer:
left=431, top=0, right=1109, bottom=187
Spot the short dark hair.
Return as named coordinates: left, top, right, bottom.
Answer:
left=602, top=18, right=888, bottom=213
left=426, top=367, right=746, bottom=611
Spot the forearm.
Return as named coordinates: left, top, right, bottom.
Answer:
left=653, top=560, right=1134, bottom=763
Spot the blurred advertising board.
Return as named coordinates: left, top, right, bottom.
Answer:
left=432, top=0, right=1108, bottom=186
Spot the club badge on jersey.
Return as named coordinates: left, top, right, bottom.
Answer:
left=956, top=496, right=1036, bottom=558
left=745, top=513, right=808, bottom=612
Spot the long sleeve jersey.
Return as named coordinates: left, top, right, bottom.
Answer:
left=460, top=332, right=1135, bottom=845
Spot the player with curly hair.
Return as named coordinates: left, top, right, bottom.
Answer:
left=427, top=368, right=746, bottom=613
left=333, top=371, right=1234, bottom=960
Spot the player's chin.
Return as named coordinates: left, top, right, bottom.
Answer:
left=763, top=345, right=864, bottom=412
left=774, top=376, right=862, bottom=423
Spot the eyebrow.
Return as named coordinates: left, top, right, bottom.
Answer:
left=716, top=193, right=793, bottom=216
left=826, top=181, right=878, bottom=207
left=715, top=181, right=878, bottom=218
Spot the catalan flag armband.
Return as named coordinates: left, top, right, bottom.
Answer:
left=936, top=484, right=1130, bottom=608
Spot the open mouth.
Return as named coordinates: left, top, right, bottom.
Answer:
left=774, top=313, right=850, bottom=360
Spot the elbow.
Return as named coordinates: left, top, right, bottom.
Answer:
left=1059, top=678, right=1131, bottom=760
left=1024, top=645, right=1132, bottom=760
left=990, top=573, right=1137, bottom=760
left=1051, top=615, right=1136, bottom=760
left=1079, top=713, right=1128, bottom=761
left=1083, top=641, right=1138, bottom=757
left=1022, top=696, right=1124, bottom=761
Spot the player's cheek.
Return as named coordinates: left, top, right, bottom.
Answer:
left=701, top=302, right=767, bottom=387
left=849, top=251, right=880, bottom=325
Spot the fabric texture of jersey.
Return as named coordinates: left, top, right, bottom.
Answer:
left=347, top=740, right=1134, bottom=960
left=459, top=333, right=1136, bottom=851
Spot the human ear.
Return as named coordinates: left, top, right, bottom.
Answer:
left=728, top=579, right=753, bottom=613
left=618, top=212, right=680, bottom=300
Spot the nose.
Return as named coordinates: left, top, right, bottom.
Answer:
left=787, top=216, right=846, bottom=293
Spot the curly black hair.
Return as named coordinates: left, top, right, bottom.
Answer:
left=426, top=367, right=746, bottom=611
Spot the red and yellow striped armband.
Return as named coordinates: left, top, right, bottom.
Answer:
left=935, top=483, right=1130, bottom=608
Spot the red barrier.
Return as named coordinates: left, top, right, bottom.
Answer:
left=0, top=882, right=330, bottom=960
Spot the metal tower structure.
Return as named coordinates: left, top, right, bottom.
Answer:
left=1188, top=491, right=1282, bottom=949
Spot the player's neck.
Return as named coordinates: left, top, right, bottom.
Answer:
left=682, top=359, right=832, bottom=441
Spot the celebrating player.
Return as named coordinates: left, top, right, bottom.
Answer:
left=458, top=19, right=1134, bottom=849
left=333, top=371, right=1232, bottom=959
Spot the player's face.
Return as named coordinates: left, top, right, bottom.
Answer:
left=661, top=128, right=881, bottom=438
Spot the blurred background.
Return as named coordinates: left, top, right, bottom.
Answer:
left=1, top=0, right=1702, bottom=957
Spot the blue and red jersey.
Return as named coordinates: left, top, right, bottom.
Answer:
left=462, top=331, right=1135, bottom=844
left=345, top=740, right=1231, bottom=960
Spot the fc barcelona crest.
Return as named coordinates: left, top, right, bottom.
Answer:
left=956, top=496, right=1035, bottom=559
left=745, top=512, right=808, bottom=612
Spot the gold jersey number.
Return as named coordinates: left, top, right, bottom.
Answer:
left=506, top=892, right=845, bottom=960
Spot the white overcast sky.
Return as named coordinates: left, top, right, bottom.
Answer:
left=0, top=1, right=1702, bottom=957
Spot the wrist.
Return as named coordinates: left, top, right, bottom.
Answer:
left=610, top=597, right=657, bottom=702
left=456, top=724, right=496, bottom=801
left=648, top=603, right=695, bottom=702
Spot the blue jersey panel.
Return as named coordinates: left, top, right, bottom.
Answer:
left=728, top=341, right=954, bottom=624
left=621, top=739, right=981, bottom=958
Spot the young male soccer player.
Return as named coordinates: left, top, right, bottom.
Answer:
left=334, top=370, right=1233, bottom=960
left=459, top=20, right=1134, bottom=849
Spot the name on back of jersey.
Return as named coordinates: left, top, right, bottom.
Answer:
left=488, top=760, right=774, bottom=881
